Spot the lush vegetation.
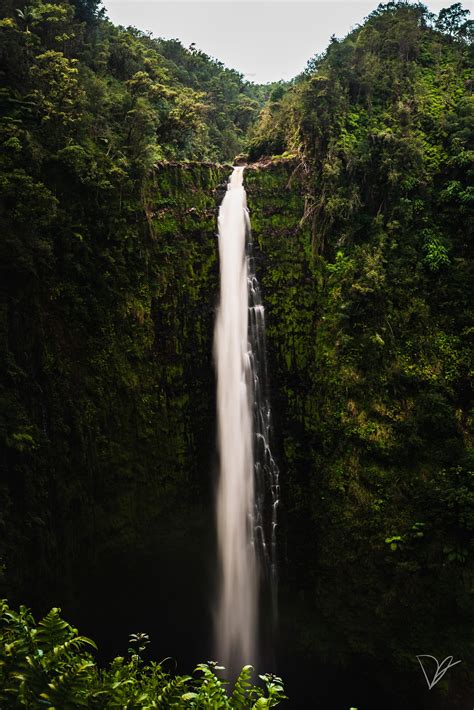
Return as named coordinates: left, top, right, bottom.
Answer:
left=1, top=0, right=268, bottom=164
left=0, top=600, right=286, bottom=708
left=0, top=0, right=256, bottom=603
left=0, top=3, right=277, bottom=698
left=0, top=0, right=472, bottom=708
left=245, top=3, right=472, bottom=707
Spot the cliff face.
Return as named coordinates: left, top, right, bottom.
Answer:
left=245, top=160, right=472, bottom=708
left=1, top=156, right=471, bottom=705
left=244, top=158, right=319, bottom=578
left=1, top=163, right=228, bottom=624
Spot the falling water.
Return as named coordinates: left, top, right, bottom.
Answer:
left=214, top=166, right=257, bottom=672
left=214, top=166, right=279, bottom=676
left=247, top=225, right=280, bottom=629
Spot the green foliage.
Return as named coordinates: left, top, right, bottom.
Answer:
left=0, top=602, right=96, bottom=709
left=436, top=2, right=473, bottom=40
left=245, top=4, right=472, bottom=694
left=0, top=0, right=472, bottom=706
left=0, top=601, right=286, bottom=709
left=0, top=0, right=266, bottom=175
left=422, top=227, right=451, bottom=270
left=70, top=0, right=105, bottom=24
left=246, top=83, right=297, bottom=161
left=0, top=0, right=246, bottom=600
left=0, top=158, right=229, bottom=602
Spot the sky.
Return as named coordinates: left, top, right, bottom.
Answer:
left=103, top=0, right=464, bottom=83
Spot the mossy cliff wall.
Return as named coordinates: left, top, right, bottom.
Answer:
left=1, top=163, right=229, bottom=638
left=1, top=155, right=471, bottom=705
left=244, top=159, right=472, bottom=709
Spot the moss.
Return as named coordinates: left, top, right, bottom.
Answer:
left=245, top=157, right=473, bottom=703
left=1, top=162, right=229, bottom=612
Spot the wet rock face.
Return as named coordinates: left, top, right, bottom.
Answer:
left=2, top=162, right=228, bottom=622
left=3, top=154, right=470, bottom=709
left=243, top=160, right=472, bottom=710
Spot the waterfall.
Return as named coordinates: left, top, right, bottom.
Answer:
left=214, top=166, right=279, bottom=676
left=247, top=223, right=280, bottom=629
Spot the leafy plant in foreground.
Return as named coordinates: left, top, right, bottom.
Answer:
left=0, top=600, right=286, bottom=708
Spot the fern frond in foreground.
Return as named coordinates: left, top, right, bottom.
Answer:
left=0, top=600, right=286, bottom=708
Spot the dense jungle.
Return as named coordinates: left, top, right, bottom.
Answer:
left=0, top=0, right=472, bottom=708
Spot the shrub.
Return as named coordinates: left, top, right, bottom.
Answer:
left=0, top=600, right=286, bottom=709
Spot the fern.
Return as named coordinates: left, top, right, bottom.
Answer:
left=36, top=607, right=73, bottom=651
left=231, top=664, right=254, bottom=708
left=194, top=662, right=230, bottom=708
left=252, top=699, right=271, bottom=709
left=39, top=660, right=96, bottom=709
left=51, top=635, right=98, bottom=657
left=155, top=676, right=191, bottom=708
left=0, top=601, right=286, bottom=709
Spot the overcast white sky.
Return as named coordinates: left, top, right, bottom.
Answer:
left=103, top=1, right=467, bottom=83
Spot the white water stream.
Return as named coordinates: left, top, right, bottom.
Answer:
left=214, top=167, right=279, bottom=675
